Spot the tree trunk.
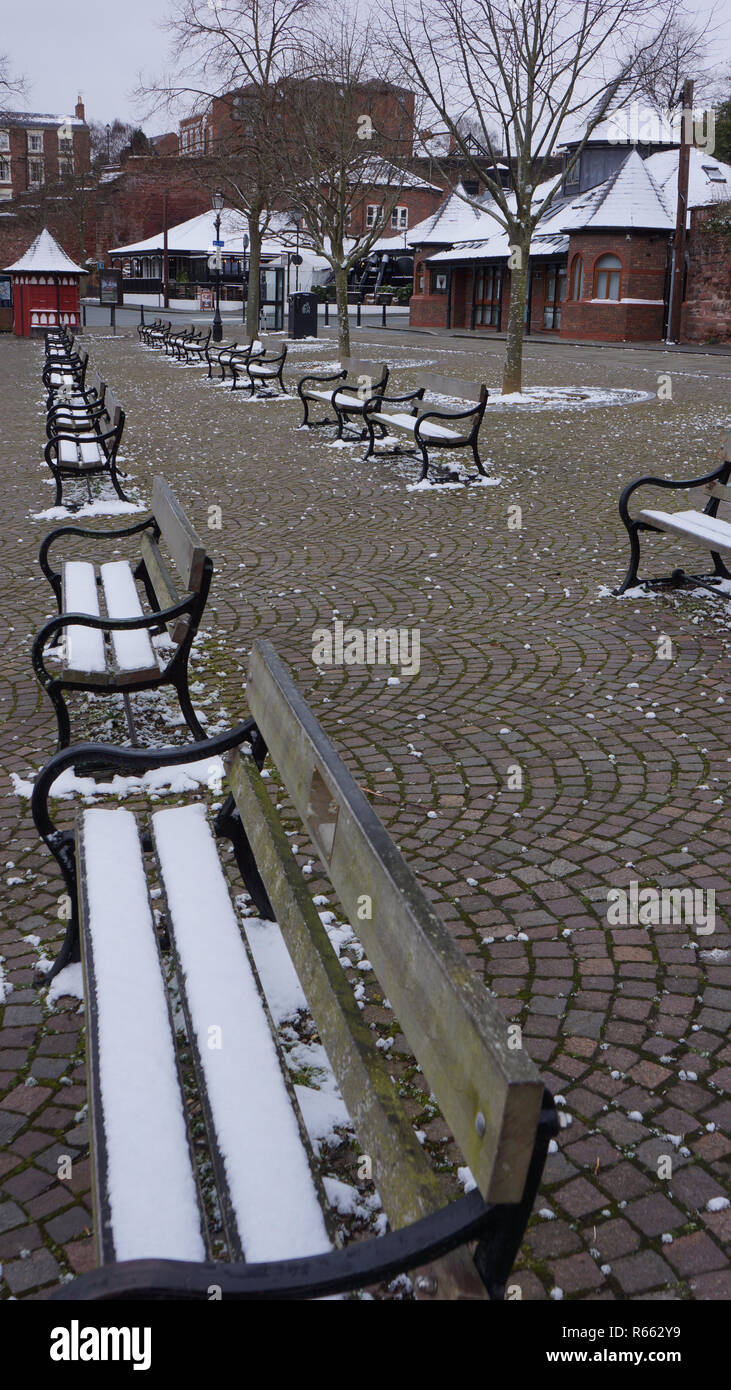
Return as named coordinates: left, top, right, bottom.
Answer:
left=246, top=217, right=263, bottom=341
left=502, top=232, right=532, bottom=395
left=334, top=262, right=350, bottom=359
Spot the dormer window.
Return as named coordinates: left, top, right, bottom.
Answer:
left=564, top=157, right=580, bottom=186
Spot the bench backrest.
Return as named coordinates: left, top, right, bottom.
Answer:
left=136, top=478, right=208, bottom=647
left=341, top=358, right=389, bottom=391
left=235, top=639, right=544, bottom=1219
left=421, top=373, right=486, bottom=403
left=705, top=429, right=731, bottom=518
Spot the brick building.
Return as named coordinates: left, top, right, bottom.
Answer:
left=408, top=138, right=731, bottom=344
left=681, top=204, right=731, bottom=343
left=0, top=97, right=90, bottom=201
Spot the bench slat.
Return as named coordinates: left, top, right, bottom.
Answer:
left=79, top=808, right=205, bottom=1264
left=422, top=373, right=484, bottom=402
left=62, top=562, right=106, bottom=674
left=245, top=640, right=544, bottom=1205
left=152, top=803, right=332, bottom=1262
left=100, top=561, right=159, bottom=677
left=227, top=748, right=490, bottom=1299
left=639, top=507, right=731, bottom=555
left=152, top=476, right=206, bottom=593
left=138, top=532, right=189, bottom=644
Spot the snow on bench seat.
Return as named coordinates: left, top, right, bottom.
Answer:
left=368, top=411, right=462, bottom=440
left=639, top=508, right=731, bottom=556
left=80, top=807, right=205, bottom=1263
left=62, top=561, right=105, bottom=673
left=248, top=362, right=281, bottom=378
left=152, top=803, right=332, bottom=1262
left=58, top=437, right=104, bottom=467
left=100, top=561, right=158, bottom=675
left=307, top=388, right=366, bottom=411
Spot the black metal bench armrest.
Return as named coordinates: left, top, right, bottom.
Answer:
left=48, top=1190, right=497, bottom=1301
left=31, top=721, right=258, bottom=846
left=618, top=461, right=731, bottom=526
left=31, top=597, right=197, bottom=692
left=298, top=369, right=347, bottom=391
left=38, top=515, right=157, bottom=596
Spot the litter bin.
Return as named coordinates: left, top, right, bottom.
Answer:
left=288, top=290, right=318, bottom=339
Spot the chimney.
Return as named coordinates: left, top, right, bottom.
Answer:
left=75, top=94, right=85, bottom=121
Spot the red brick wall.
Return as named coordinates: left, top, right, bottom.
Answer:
left=560, top=231, right=668, bottom=341
left=681, top=207, right=731, bottom=343
left=348, top=184, right=442, bottom=239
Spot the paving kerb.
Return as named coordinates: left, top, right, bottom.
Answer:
left=0, top=326, right=728, bottom=1299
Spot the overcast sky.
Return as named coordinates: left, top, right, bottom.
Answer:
left=2, top=0, right=730, bottom=132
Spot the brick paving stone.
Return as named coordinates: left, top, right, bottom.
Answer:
left=664, top=1231, right=727, bottom=1276
left=624, top=1194, right=685, bottom=1237
left=1, top=329, right=730, bottom=1300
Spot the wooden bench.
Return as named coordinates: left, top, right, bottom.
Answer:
left=46, top=367, right=106, bottom=433
left=297, top=358, right=389, bottom=432
left=206, top=339, right=263, bottom=382
left=180, top=328, right=212, bottom=363
left=163, top=324, right=196, bottom=357
left=364, top=375, right=489, bottom=483
left=32, top=637, right=557, bottom=1301
left=141, top=319, right=172, bottom=349
left=616, top=430, right=731, bottom=595
left=43, top=384, right=128, bottom=508
left=43, top=348, right=90, bottom=409
left=231, top=341, right=288, bottom=395
left=32, top=476, right=213, bottom=749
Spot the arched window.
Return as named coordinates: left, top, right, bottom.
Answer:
left=594, top=253, right=622, bottom=300
left=570, top=254, right=584, bottom=300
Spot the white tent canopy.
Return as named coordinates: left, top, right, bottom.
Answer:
left=109, top=207, right=332, bottom=289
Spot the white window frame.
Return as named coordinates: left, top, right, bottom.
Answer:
left=28, top=157, right=44, bottom=187
left=390, top=205, right=408, bottom=230
left=0, top=130, right=9, bottom=152
left=27, top=131, right=43, bottom=153
left=0, top=155, right=10, bottom=183
left=365, top=203, right=382, bottom=228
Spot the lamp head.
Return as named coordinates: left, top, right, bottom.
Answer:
left=212, top=189, right=224, bottom=212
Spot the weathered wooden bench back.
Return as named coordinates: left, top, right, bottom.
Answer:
left=238, top=639, right=544, bottom=1208
left=139, top=476, right=207, bottom=644
left=422, top=373, right=485, bottom=403
left=339, top=358, right=389, bottom=385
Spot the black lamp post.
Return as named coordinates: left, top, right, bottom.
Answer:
left=211, top=188, right=224, bottom=343
left=291, top=209, right=302, bottom=291
left=242, top=231, right=249, bottom=326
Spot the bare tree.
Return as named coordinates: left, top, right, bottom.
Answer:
left=139, top=0, right=317, bottom=337
left=0, top=53, right=24, bottom=100
left=386, top=0, right=711, bottom=393
left=272, top=20, right=418, bottom=356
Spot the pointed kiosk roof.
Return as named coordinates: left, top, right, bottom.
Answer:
left=5, top=228, right=85, bottom=275
left=567, top=149, right=674, bottom=232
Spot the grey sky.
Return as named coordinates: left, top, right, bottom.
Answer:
left=3, top=0, right=730, bottom=132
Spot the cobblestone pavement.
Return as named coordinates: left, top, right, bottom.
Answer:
left=0, top=326, right=729, bottom=1301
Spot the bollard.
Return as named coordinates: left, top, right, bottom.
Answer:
left=111, top=304, right=116, bottom=334
left=140, top=304, right=145, bottom=326
left=382, top=302, right=386, bottom=328
left=324, top=300, right=329, bottom=326
left=356, top=301, right=361, bottom=327
left=82, top=303, right=87, bottom=328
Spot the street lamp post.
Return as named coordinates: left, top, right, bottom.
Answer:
left=211, top=188, right=224, bottom=344
left=291, top=209, right=302, bottom=291
left=242, top=232, right=249, bottom=327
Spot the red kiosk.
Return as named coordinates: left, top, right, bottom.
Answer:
left=5, top=229, right=85, bottom=337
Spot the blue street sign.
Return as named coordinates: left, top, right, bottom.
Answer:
left=213, top=239, right=224, bottom=247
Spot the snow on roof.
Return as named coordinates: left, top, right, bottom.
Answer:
left=354, top=157, right=441, bottom=191
left=645, top=146, right=731, bottom=212
left=110, top=206, right=330, bottom=270
left=5, top=228, right=85, bottom=274
left=407, top=184, right=499, bottom=245
left=0, top=110, right=85, bottom=128
left=560, top=91, right=678, bottom=149
left=562, top=149, right=674, bottom=231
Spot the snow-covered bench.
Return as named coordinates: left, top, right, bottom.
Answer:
left=141, top=319, right=172, bottom=348
left=297, top=358, right=390, bottom=432
left=32, top=636, right=557, bottom=1302
left=206, top=338, right=264, bottom=382
left=179, top=327, right=212, bottom=364
left=43, top=347, right=90, bottom=409
left=616, top=429, right=731, bottom=595
left=43, top=386, right=128, bottom=509
left=164, top=324, right=196, bottom=357
left=32, top=476, right=213, bottom=748
left=363, top=375, right=489, bottom=483
left=231, top=341, right=288, bottom=395
left=46, top=367, right=107, bottom=435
